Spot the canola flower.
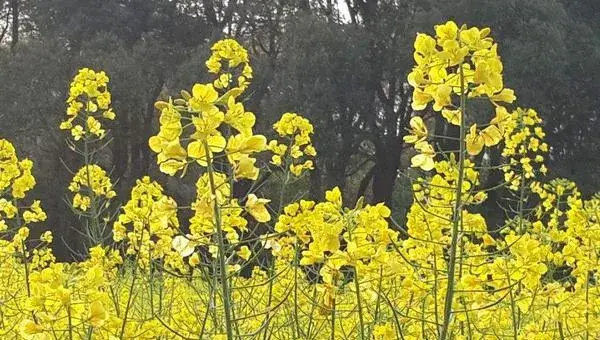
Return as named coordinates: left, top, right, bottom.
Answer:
left=60, top=68, right=115, bottom=138
left=60, top=68, right=118, bottom=247
left=0, top=24, right=599, bottom=340
left=269, top=112, right=316, bottom=177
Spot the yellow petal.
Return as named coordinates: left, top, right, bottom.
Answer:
left=187, top=141, right=207, bottom=161
left=207, top=134, right=227, bottom=152
left=411, top=154, right=435, bottom=171
left=466, top=124, right=484, bottom=156
left=480, top=124, right=502, bottom=147
left=441, top=109, right=461, bottom=126
left=245, top=194, right=271, bottom=222
left=89, top=301, right=108, bottom=328
left=172, top=235, right=195, bottom=257
left=411, top=89, right=432, bottom=111
left=244, top=135, right=267, bottom=152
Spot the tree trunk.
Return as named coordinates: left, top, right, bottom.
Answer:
left=434, top=113, right=459, bottom=154
left=309, top=161, right=323, bottom=200
left=10, top=0, right=18, bottom=52
left=480, top=147, right=505, bottom=232
left=371, top=140, right=401, bottom=206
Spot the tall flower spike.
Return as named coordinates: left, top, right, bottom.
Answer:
left=60, top=68, right=115, bottom=140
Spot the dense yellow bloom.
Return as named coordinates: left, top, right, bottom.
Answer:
left=1, top=30, right=599, bottom=340
left=501, top=108, right=548, bottom=189
left=0, top=139, right=37, bottom=198
left=68, top=164, right=116, bottom=211
left=408, top=21, right=516, bottom=160
left=205, top=38, right=253, bottom=91
left=112, top=176, right=182, bottom=270
left=269, top=112, right=316, bottom=176
left=60, top=68, right=115, bottom=140
left=149, top=40, right=267, bottom=180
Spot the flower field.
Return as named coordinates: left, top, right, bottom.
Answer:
left=1, top=21, right=599, bottom=339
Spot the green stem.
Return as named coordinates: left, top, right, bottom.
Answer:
left=440, top=62, right=467, bottom=340
left=204, top=140, right=235, bottom=340
left=347, top=218, right=365, bottom=340
left=353, top=267, right=366, bottom=340
left=262, top=172, right=289, bottom=340
left=82, top=104, right=101, bottom=248
left=67, top=304, right=74, bottom=340
left=330, top=299, right=336, bottom=340
left=119, top=262, right=138, bottom=339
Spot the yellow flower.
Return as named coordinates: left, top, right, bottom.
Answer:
left=71, top=125, right=84, bottom=140
left=88, top=301, right=108, bottom=328
left=459, top=26, right=492, bottom=50
left=225, top=96, right=256, bottom=135
left=189, top=83, right=219, bottom=112
left=325, top=187, right=342, bottom=207
left=172, top=235, right=195, bottom=257
left=102, top=108, right=116, bottom=120
left=189, top=252, right=200, bottom=266
left=233, top=155, right=259, bottom=180
left=187, top=135, right=226, bottom=166
left=156, top=140, right=187, bottom=175
left=411, top=141, right=435, bottom=171
left=62, top=68, right=115, bottom=140
left=490, top=88, right=516, bottom=103
left=403, top=116, right=428, bottom=144
left=69, top=165, right=116, bottom=210
left=12, top=159, right=36, bottom=198
left=226, top=134, right=266, bottom=179
left=435, top=21, right=459, bottom=44
left=439, top=39, right=469, bottom=66
left=414, top=33, right=437, bottom=57
left=432, top=83, right=453, bottom=111
left=245, top=194, right=271, bottom=222
left=441, top=108, right=461, bottom=126
left=411, top=88, right=432, bottom=111
left=86, top=116, right=105, bottom=137
left=479, top=124, right=502, bottom=147
left=490, top=106, right=512, bottom=133
left=466, top=124, right=484, bottom=156
left=237, top=246, right=252, bottom=260
left=22, top=200, right=47, bottom=223
left=19, top=320, right=44, bottom=339
left=271, top=113, right=316, bottom=177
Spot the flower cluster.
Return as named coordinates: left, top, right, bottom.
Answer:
left=407, top=21, right=517, bottom=169
left=206, top=38, right=253, bottom=91
left=501, top=107, right=549, bottom=190
left=177, top=170, right=271, bottom=270
left=0, top=139, right=36, bottom=198
left=60, top=68, right=115, bottom=140
left=149, top=40, right=267, bottom=179
left=268, top=112, right=316, bottom=176
left=59, top=69, right=119, bottom=247
left=2, top=30, right=599, bottom=340
left=68, top=164, right=116, bottom=211
left=275, top=187, right=398, bottom=311
left=0, top=139, right=46, bottom=239
left=112, top=176, right=183, bottom=270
